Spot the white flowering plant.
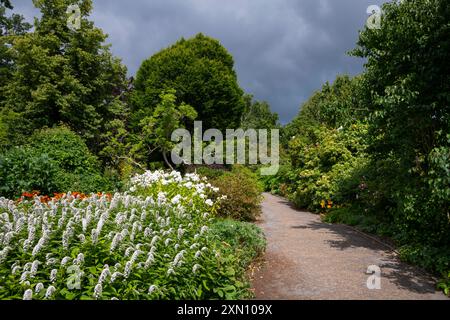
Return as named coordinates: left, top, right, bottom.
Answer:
left=0, top=171, right=247, bottom=300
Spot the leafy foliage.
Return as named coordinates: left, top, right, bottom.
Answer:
left=352, top=0, right=450, bottom=163
left=348, top=0, right=450, bottom=254
left=194, top=166, right=228, bottom=180
left=287, top=123, right=369, bottom=212
left=0, top=1, right=31, bottom=144
left=0, top=127, right=113, bottom=198
left=210, top=219, right=266, bottom=269
left=260, top=164, right=297, bottom=197
left=135, top=89, right=197, bottom=168
left=0, top=146, right=60, bottom=198
left=282, top=75, right=367, bottom=147
left=241, top=94, right=280, bottom=130
left=211, top=166, right=263, bottom=222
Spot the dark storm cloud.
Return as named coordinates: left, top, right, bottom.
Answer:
left=12, top=0, right=386, bottom=124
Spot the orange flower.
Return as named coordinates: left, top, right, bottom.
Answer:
left=21, top=192, right=34, bottom=198
left=327, top=200, right=333, bottom=209
left=40, top=195, right=51, bottom=204
left=17, top=190, right=112, bottom=205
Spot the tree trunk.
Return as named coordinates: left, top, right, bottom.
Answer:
left=162, top=152, right=174, bottom=170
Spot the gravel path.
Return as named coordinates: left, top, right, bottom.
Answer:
left=252, top=193, right=448, bottom=300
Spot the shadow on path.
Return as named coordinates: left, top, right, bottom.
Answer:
left=253, top=193, right=447, bottom=299
left=290, top=220, right=437, bottom=294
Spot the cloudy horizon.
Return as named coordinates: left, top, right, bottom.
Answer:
left=12, top=0, right=386, bottom=124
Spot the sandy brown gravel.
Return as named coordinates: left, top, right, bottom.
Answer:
left=252, top=193, right=448, bottom=300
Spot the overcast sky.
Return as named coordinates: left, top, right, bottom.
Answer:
left=13, top=0, right=386, bottom=124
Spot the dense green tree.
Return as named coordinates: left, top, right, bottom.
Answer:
left=291, top=75, right=366, bottom=128
left=0, top=0, right=31, bottom=81
left=282, top=75, right=367, bottom=148
left=0, top=0, right=31, bottom=146
left=0, top=126, right=114, bottom=198
left=352, top=0, right=449, bottom=163
left=241, top=94, right=280, bottom=130
left=0, top=0, right=30, bottom=36
left=0, top=0, right=128, bottom=149
left=0, top=0, right=30, bottom=81
left=351, top=0, right=450, bottom=245
left=132, top=33, right=245, bottom=131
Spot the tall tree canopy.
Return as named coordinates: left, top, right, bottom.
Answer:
left=350, top=0, right=450, bottom=245
left=0, top=0, right=30, bottom=106
left=132, top=33, right=245, bottom=131
left=0, top=1, right=30, bottom=39
left=0, top=0, right=31, bottom=147
left=0, top=0, right=128, bottom=149
left=241, top=94, right=280, bottom=130
left=351, top=0, right=449, bottom=162
left=282, top=75, right=367, bottom=148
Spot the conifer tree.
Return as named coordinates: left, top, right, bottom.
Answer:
left=1, top=0, right=128, bottom=149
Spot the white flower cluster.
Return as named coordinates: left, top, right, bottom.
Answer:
left=129, top=170, right=220, bottom=209
left=0, top=170, right=221, bottom=300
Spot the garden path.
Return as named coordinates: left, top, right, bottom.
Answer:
left=252, top=193, right=448, bottom=300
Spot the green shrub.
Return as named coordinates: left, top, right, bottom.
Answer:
left=233, top=165, right=264, bottom=191
left=0, top=127, right=114, bottom=198
left=438, top=272, right=450, bottom=297
left=287, top=123, right=368, bottom=212
left=31, top=127, right=102, bottom=173
left=260, top=164, right=296, bottom=197
left=0, top=146, right=60, bottom=197
left=210, top=219, right=266, bottom=269
left=195, top=166, right=228, bottom=180
left=211, top=166, right=263, bottom=221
